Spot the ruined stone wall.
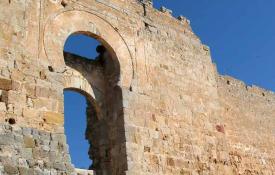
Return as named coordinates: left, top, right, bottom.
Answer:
left=0, top=123, right=74, bottom=174
left=217, top=75, right=275, bottom=174
left=0, top=0, right=274, bottom=174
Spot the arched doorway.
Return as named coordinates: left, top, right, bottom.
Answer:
left=63, top=32, right=127, bottom=175
left=64, top=33, right=100, bottom=170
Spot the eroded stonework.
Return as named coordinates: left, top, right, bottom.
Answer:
left=0, top=0, right=274, bottom=174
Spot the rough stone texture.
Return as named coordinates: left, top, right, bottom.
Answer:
left=75, top=168, right=94, bottom=175
left=217, top=75, right=275, bottom=175
left=0, top=0, right=274, bottom=174
left=0, top=124, right=74, bottom=174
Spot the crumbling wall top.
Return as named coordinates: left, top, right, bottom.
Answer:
left=218, top=75, right=274, bottom=99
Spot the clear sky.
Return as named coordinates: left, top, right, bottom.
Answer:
left=154, top=0, right=275, bottom=92
left=64, top=1, right=275, bottom=169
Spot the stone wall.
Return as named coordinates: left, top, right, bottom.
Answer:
left=75, top=169, right=94, bottom=175
left=0, top=123, right=74, bottom=174
left=217, top=75, right=275, bottom=174
left=0, top=0, right=274, bottom=174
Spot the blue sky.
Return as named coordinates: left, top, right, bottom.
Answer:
left=154, top=0, right=275, bottom=92
left=64, top=1, right=275, bottom=169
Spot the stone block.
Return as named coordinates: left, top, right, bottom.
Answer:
left=44, top=161, right=53, bottom=169
left=139, top=0, right=153, bottom=6
left=11, top=80, right=21, bottom=91
left=14, top=135, right=23, bottom=143
left=4, top=90, right=26, bottom=105
left=0, top=133, right=14, bottom=145
left=51, top=133, right=66, bottom=142
left=22, top=128, right=32, bottom=136
left=0, top=77, right=12, bottom=90
left=160, top=6, right=172, bottom=15
left=32, top=148, right=48, bottom=159
left=26, top=159, right=35, bottom=168
left=177, top=15, right=191, bottom=25
left=22, top=108, right=39, bottom=119
left=53, top=162, right=66, bottom=171
left=11, top=70, right=24, bottom=81
left=26, top=97, right=33, bottom=107
left=75, top=168, right=94, bottom=175
left=20, top=148, right=33, bottom=159
left=42, top=112, right=64, bottom=125
left=39, top=131, right=51, bottom=141
left=0, top=165, right=3, bottom=173
left=18, top=167, right=34, bottom=175
left=0, top=102, right=6, bottom=111
left=0, top=90, right=8, bottom=103
left=33, top=98, right=57, bottom=111
left=23, top=136, right=35, bottom=148
left=23, top=83, right=36, bottom=98
left=4, top=164, right=18, bottom=174
left=35, top=86, right=50, bottom=98
left=18, top=158, right=28, bottom=167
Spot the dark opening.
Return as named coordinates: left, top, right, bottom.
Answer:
left=227, top=80, right=230, bottom=85
left=7, top=118, right=16, bottom=125
left=61, top=0, right=67, bottom=7
left=48, top=66, right=54, bottom=72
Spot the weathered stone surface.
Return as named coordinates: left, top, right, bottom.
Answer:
left=22, top=108, right=39, bottom=119
left=0, top=77, right=12, bottom=91
left=0, top=124, right=75, bottom=174
left=0, top=133, right=14, bottom=145
left=4, top=164, right=18, bottom=174
left=0, top=0, right=274, bottom=174
left=75, top=168, right=94, bottom=175
left=20, top=148, right=33, bottom=160
left=42, top=112, right=64, bottom=125
left=23, top=136, right=35, bottom=148
left=18, top=167, right=34, bottom=175
left=0, top=102, right=6, bottom=111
